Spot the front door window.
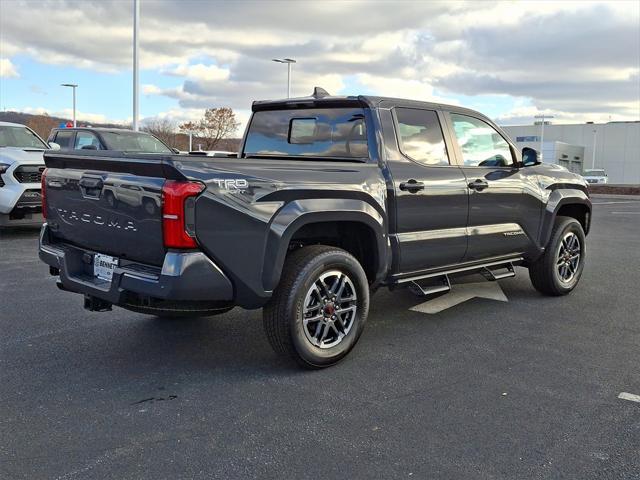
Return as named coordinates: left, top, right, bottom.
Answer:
left=450, top=114, right=513, bottom=167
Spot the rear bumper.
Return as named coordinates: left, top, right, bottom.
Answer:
left=39, top=224, right=234, bottom=308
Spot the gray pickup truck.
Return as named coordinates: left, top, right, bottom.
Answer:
left=39, top=89, right=591, bottom=368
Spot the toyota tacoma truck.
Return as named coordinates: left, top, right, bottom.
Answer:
left=39, top=89, right=591, bottom=368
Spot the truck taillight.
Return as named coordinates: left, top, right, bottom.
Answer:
left=162, top=180, right=204, bottom=249
left=41, top=168, right=48, bottom=219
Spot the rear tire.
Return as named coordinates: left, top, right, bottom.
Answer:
left=529, top=216, right=586, bottom=296
left=263, top=245, right=370, bottom=368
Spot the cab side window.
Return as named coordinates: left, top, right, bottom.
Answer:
left=450, top=114, right=513, bottom=167
left=394, top=108, right=450, bottom=166
left=74, top=132, right=101, bottom=150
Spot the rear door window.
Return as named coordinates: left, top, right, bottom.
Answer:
left=394, top=108, right=450, bottom=166
left=54, top=130, right=74, bottom=149
left=244, top=108, right=368, bottom=159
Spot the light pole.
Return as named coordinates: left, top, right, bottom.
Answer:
left=272, top=58, right=296, bottom=98
left=61, top=83, right=78, bottom=127
left=591, top=129, right=597, bottom=169
left=534, top=114, right=554, bottom=162
left=132, top=0, right=140, bottom=131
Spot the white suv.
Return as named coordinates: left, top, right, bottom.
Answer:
left=582, top=168, right=608, bottom=184
left=0, top=122, right=53, bottom=227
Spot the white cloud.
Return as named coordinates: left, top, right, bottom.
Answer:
left=163, top=63, right=230, bottom=82
left=1, top=0, right=639, bottom=123
left=142, top=107, right=204, bottom=125
left=16, top=106, right=127, bottom=125
left=355, top=74, right=458, bottom=105
left=0, top=58, right=19, bottom=78
left=142, top=84, right=162, bottom=95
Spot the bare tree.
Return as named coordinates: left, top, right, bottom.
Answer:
left=26, top=114, right=58, bottom=141
left=141, top=118, right=178, bottom=148
left=179, top=107, right=240, bottom=151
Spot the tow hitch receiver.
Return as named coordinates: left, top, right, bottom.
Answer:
left=83, top=294, right=113, bottom=312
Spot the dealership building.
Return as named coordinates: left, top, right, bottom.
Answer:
left=502, top=121, right=640, bottom=184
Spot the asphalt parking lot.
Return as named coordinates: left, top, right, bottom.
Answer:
left=1, top=196, right=639, bottom=480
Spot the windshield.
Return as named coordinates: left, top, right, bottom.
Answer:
left=584, top=169, right=605, bottom=175
left=99, top=131, right=172, bottom=153
left=0, top=125, right=48, bottom=149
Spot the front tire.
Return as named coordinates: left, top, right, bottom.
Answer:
left=263, top=245, right=370, bottom=368
left=529, top=216, right=586, bottom=296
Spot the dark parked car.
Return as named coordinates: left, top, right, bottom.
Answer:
left=39, top=89, right=591, bottom=368
left=47, top=127, right=176, bottom=153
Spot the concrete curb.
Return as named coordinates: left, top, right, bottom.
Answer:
left=591, top=194, right=640, bottom=200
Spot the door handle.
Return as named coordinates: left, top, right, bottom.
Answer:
left=468, top=179, right=489, bottom=191
left=399, top=180, right=425, bottom=192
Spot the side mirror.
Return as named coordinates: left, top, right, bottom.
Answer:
left=48, top=142, right=61, bottom=151
left=81, top=144, right=98, bottom=150
left=522, top=147, right=540, bottom=167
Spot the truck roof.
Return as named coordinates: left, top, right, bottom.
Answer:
left=50, top=127, right=146, bottom=133
left=251, top=90, right=493, bottom=123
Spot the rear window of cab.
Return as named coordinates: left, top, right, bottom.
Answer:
left=243, top=108, right=368, bottom=160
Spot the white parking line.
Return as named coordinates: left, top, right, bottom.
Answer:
left=592, top=201, right=640, bottom=205
left=618, top=392, right=640, bottom=403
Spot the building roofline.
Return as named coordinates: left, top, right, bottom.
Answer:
left=502, top=121, right=639, bottom=128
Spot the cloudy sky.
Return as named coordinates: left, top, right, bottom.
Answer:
left=1, top=0, right=638, bottom=131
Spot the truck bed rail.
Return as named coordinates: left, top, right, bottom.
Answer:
left=43, top=151, right=188, bottom=181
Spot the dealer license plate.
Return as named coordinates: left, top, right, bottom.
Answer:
left=94, top=254, right=118, bottom=282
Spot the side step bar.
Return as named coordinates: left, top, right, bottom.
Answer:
left=399, top=257, right=522, bottom=297
left=409, top=276, right=451, bottom=297
left=480, top=262, right=516, bottom=281
left=396, top=256, right=523, bottom=285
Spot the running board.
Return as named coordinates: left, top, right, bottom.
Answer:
left=396, top=256, right=523, bottom=285
left=480, top=262, right=516, bottom=281
left=409, top=275, right=451, bottom=297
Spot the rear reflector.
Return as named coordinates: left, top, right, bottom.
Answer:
left=41, top=168, right=48, bottom=219
left=162, top=180, right=204, bottom=248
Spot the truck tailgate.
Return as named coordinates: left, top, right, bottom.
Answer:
left=43, top=152, right=187, bottom=266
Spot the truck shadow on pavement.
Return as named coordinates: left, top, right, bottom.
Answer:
left=91, top=273, right=540, bottom=377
